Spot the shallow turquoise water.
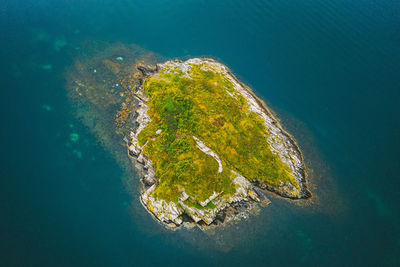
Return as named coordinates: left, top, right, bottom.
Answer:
left=1, top=0, right=399, bottom=266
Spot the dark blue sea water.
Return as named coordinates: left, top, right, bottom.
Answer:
left=1, top=0, right=399, bottom=266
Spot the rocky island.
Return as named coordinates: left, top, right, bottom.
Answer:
left=126, top=58, right=310, bottom=228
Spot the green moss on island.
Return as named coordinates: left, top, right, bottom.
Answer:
left=137, top=63, right=297, bottom=205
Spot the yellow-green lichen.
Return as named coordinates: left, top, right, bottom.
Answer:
left=138, top=63, right=297, bottom=204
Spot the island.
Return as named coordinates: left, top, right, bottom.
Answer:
left=125, top=58, right=310, bottom=228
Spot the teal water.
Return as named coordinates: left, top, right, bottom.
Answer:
left=1, top=0, right=399, bottom=266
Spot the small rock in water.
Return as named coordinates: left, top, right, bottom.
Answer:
left=41, top=104, right=52, bottom=111
left=73, top=149, right=82, bottom=159
left=31, top=28, right=50, bottom=42
left=41, top=64, right=53, bottom=71
left=116, top=56, right=124, bottom=61
left=69, top=133, right=79, bottom=143
left=54, top=37, right=67, bottom=52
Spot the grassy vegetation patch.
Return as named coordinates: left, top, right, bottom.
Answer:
left=138, top=63, right=296, bottom=204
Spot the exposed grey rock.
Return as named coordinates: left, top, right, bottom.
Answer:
left=199, top=191, right=221, bottom=207
left=193, top=136, right=223, bottom=174
left=179, top=191, right=189, bottom=202
left=141, top=185, right=183, bottom=226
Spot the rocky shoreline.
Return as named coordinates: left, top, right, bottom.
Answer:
left=126, top=58, right=310, bottom=229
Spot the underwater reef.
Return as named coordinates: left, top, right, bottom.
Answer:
left=66, top=46, right=310, bottom=230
